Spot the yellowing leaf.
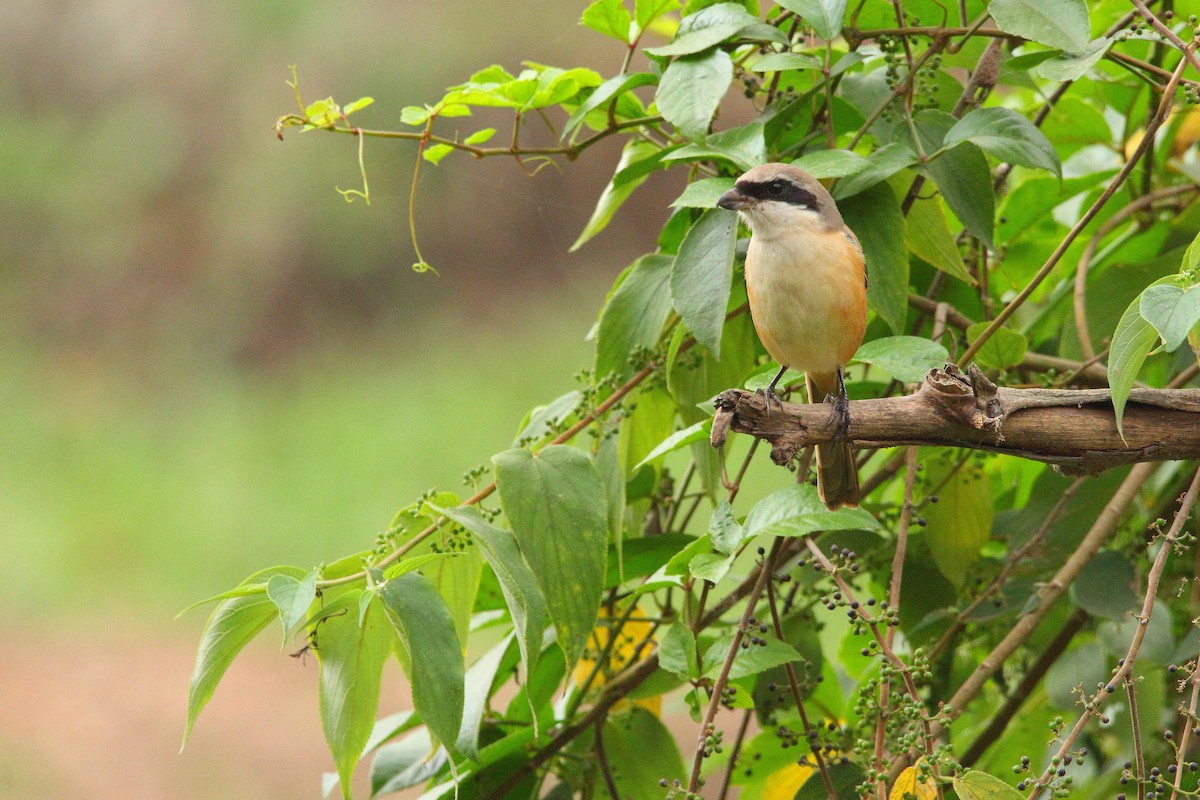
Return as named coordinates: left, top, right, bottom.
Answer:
left=763, top=762, right=815, bottom=800
left=891, top=763, right=937, bottom=800
left=573, top=605, right=660, bottom=713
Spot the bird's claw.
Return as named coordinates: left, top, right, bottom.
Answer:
left=825, top=391, right=851, bottom=441
left=755, top=386, right=785, bottom=415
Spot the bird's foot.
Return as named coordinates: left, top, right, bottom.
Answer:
left=755, top=386, right=785, bottom=415
left=824, top=391, right=851, bottom=441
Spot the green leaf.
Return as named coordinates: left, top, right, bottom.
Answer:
left=426, top=530, right=483, bottom=648
left=775, top=0, right=847, bottom=40
left=708, top=499, right=742, bottom=553
left=457, top=633, right=515, bottom=759
left=1071, top=550, right=1140, bottom=620
left=439, top=505, right=548, bottom=681
left=657, top=48, right=734, bottom=139
left=571, top=140, right=672, bottom=251
left=839, top=181, right=908, bottom=334
left=1140, top=279, right=1200, bottom=353
left=988, top=0, right=1090, bottom=53
left=852, top=336, right=949, bottom=382
left=1035, top=37, right=1111, bottom=81
left=966, top=322, right=1027, bottom=370
left=670, top=177, right=736, bottom=208
left=1109, top=287, right=1162, bottom=439
left=945, top=107, right=1061, bottom=177
left=671, top=208, right=738, bottom=357
left=595, top=708, right=687, bottom=800
left=901, top=190, right=973, bottom=284
left=183, top=565, right=306, bottom=747
left=563, top=72, right=658, bottom=140
left=749, top=52, right=823, bottom=72
left=912, top=110, right=995, bottom=248
left=514, top=389, right=582, bottom=445
left=597, top=254, right=674, bottom=381
left=646, top=2, right=760, bottom=57
left=370, top=728, right=446, bottom=797
left=953, top=770, right=1027, bottom=800
left=792, top=148, right=868, bottom=179
left=634, top=419, right=711, bottom=471
left=379, top=573, right=465, bottom=750
left=637, top=0, right=681, bottom=28
left=266, top=569, right=318, bottom=648
left=832, top=143, right=918, bottom=200
left=493, top=446, right=609, bottom=670
left=464, top=127, right=496, bottom=145
left=401, top=105, right=432, bottom=126
left=796, top=761, right=866, bottom=800
left=702, top=632, right=804, bottom=680
left=343, top=97, right=374, bottom=115
left=423, top=143, right=454, bottom=165
left=581, top=0, right=633, bottom=42
left=317, top=591, right=394, bottom=798
left=664, top=120, right=768, bottom=172
left=659, top=620, right=700, bottom=680
left=923, top=453, right=993, bottom=588
left=742, top=484, right=881, bottom=540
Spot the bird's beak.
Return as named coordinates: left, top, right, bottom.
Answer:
left=717, top=188, right=752, bottom=211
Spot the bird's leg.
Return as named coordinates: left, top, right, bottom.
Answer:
left=824, top=366, right=852, bottom=440
left=756, top=364, right=789, bottom=413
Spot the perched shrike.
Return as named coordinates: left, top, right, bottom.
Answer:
left=716, top=163, right=867, bottom=510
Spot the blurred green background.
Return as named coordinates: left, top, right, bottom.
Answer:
left=0, top=2, right=685, bottom=797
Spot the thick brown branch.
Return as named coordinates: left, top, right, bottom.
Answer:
left=711, top=366, right=1200, bottom=476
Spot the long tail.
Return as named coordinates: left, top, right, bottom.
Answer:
left=807, top=373, right=860, bottom=510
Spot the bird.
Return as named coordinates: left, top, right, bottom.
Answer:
left=716, top=163, right=867, bottom=510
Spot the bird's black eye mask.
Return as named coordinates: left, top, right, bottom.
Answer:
left=735, top=178, right=818, bottom=210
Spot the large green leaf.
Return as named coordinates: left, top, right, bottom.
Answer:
left=370, top=728, right=446, bottom=797
left=659, top=620, right=700, bottom=680
left=581, top=0, right=632, bottom=42
left=563, top=72, right=657, bottom=140
left=646, top=2, right=760, bottom=57
left=833, top=142, right=918, bottom=200
left=657, top=47, right=734, bottom=139
left=671, top=208, right=738, bottom=357
left=596, top=254, right=674, bottom=381
left=953, top=770, right=1027, bottom=800
left=183, top=565, right=306, bottom=747
left=1109, top=286, right=1163, bottom=439
left=792, top=148, right=868, bottom=179
left=571, top=140, right=673, bottom=251
left=702, top=632, right=804, bottom=680
left=923, top=452, right=992, bottom=588
left=988, top=0, right=1090, bottom=53
left=944, top=107, right=1061, bottom=177
left=775, top=0, right=848, bottom=40
left=594, top=708, right=687, bottom=800
left=839, top=181, right=908, bottom=334
left=493, top=446, right=609, bottom=669
left=379, top=573, right=466, bottom=751
left=1070, top=550, right=1140, bottom=620
left=266, top=569, right=318, bottom=648
left=671, top=177, right=736, bottom=209
left=457, top=633, right=516, bottom=760
left=318, top=591, right=395, bottom=798
left=966, top=322, right=1027, bottom=370
left=1036, top=37, right=1112, bottom=81
left=903, top=191, right=974, bottom=283
left=742, top=484, right=881, bottom=540
left=637, top=0, right=682, bottom=29
left=439, top=505, right=548, bottom=681
left=1139, top=279, right=1200, bottom=353
left=912, top=110, right=995, bottom=248
left=852, top=335, right=949, bottom=382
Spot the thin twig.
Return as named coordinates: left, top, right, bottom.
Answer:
left=960, top=49, right=1194, bottom=366
left=1026, top=463, right=1200, bottom=800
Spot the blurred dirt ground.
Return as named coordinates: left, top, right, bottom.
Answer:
left=0, top=621, right=413, bottom=799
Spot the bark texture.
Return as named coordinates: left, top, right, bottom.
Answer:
left=711, top=365, right=1200, bottom=475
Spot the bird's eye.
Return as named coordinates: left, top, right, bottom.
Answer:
left=767, top=180, right=785, bottom=196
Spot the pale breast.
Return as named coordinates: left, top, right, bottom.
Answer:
left=744, top=230, right=867, bottom=374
